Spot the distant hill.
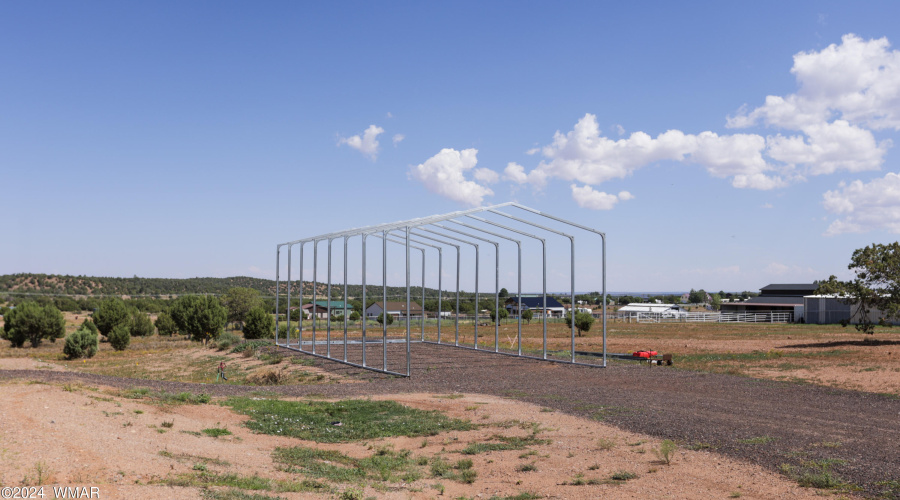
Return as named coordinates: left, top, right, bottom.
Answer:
left=0, top=273, right=450, bottom=300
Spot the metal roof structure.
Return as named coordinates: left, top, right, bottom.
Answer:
left=618, top=303, right=684, bottom=313
left=273, top=202, right=607, bottom=377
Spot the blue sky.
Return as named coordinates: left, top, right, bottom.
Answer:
left=3, top=1, right=900, bottom=293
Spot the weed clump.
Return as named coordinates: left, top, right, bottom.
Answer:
left=215, top=331, right=241, bottom=350
left=655, top=439, right=677, bottom=465
left=247, top=367, right=289, bottom=385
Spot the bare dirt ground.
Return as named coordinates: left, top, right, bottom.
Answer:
left=0, top=381, right=823, bottom=500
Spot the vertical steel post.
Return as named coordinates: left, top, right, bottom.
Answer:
left=517, top=242, right=522, bottom=355
left=494, top=243, right=499, bottom=353
left=474, top=244, right=479, bottom=349
left=542, top=241, right=547, bottom=359
left=286, top=244, right=291, bottom=347
left=275, top=245, right=280, bottom=345
left=406, top=226, right=411, bottom=376
left=382, top=230, right=387, bottom=371
left=455, top=246, right=460, bottom=346
left=326, top=238, right=332, bottom=358
left=438, top=248, right=442, bottom=343
left=312, top=240, right=317, bottom=354
left=570, top=237, right=576, bottom=363
left=602, top=234, right=607, bottom=367
left=298, top=243, right=303, bottom=349
left=343, top=235, right=348, bottom=362
left=361, top=234, right=367, bottom=367
left=421, top=249, right=426, bottom=342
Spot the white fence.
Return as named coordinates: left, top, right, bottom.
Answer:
left=614, top=311, right=794, bottom=324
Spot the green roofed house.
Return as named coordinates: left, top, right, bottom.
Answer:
left=301, top=301, right=354, bottom=319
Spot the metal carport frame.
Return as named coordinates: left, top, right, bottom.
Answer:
left=274, top=203, right=607, bottom=377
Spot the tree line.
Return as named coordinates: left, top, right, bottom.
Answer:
left=1, top=287, right=275, bottom=358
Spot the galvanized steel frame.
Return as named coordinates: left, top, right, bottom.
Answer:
left=274, top=203, right=607, bottom=377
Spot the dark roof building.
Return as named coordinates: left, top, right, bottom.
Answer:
left=504, top=295, right=564, bottom=310
left=720, top=283, right=816, bottom=314
left=758, top=284, right=819, bottom=296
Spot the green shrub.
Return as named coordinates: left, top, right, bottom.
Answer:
left=376, top=312, right=394, bottom=325
left=170, top=295, right=227, bottom=342
left=108, top=324, right=131, bottom=351
left=80, top=318, right=99, bottom=336
left=1, top=301, right=65, bottom=348
left=63, top=327, right=99, bottom=359
left=243, top=306, right=274, bottom=340
left=93, top=298, right=129, bottom=337
left=129, top=308, right=155, bottom=337
left=154, top=312, right=177, bottom=336
left=349, top=311, right=361, bottom=321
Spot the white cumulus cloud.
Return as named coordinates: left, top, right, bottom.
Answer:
left=523, top=114, right=783, bottom=191
left=823, top=172, right=900, bottom=235
left=392, top=133, right=405, bottom=146
left=766, top=120, right=889, bottom=175
left=338, top=124, right=384, bottom=160
left=729, top=34, right=900, bottom=131
left=473, top=168, right=499, bottom=184
left=571, top=184, right=633, bottom=210
left=409, top=148, right=494, bottom=206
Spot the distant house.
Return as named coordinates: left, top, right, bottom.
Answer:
left=564, top=304, right=593, bottom=315
left=300, top=303, right=328, bottom=319
left=618, top=303, right=686, bottom=318
left=365, top=301, right=424, bottom=319
left=299, top=301, right=353, bottom=319
left=720, top=283, right=817, bottom=317
left=504, top=295, right=566, bottom=318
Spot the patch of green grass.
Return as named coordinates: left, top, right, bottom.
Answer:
left=567, top=473, right=600, bottom=486
left=516, top=462, right=537, bottom=472
left=158, top=450, right=230, bottom=466
left=779, top=459, right=851, bottom=491
left=737, top=436, right=776, bottom=445
left=460, top=435, right=551, bottom=455
left=590, top=405, right=641, bottom=421
left=122, top=387, right=210, bottom=405
left=876, top=479, right=900, bottom=499
left=488, top=494, right=541, bottom=500
left=158, top=470, right=311, bottom=496
left=230, top=340, right=272, bottom=354
left=159, top=471, right=272, bottom=490
left=432, top=393, right=465, bottom=399
left=503, top=390, right=529, bottom=398
left=273, top=445, right=421, bottom=484
left=596, top=438, right=616, bottom=450
left=224, top=397, right=473, bottom=442
left=202, top=427, right=233, bottom=438
left=688, top=442, right=713, bottom=450
left=428, top=456, right=478, bottom=484
left=201, top=489, right=285, bottom=500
